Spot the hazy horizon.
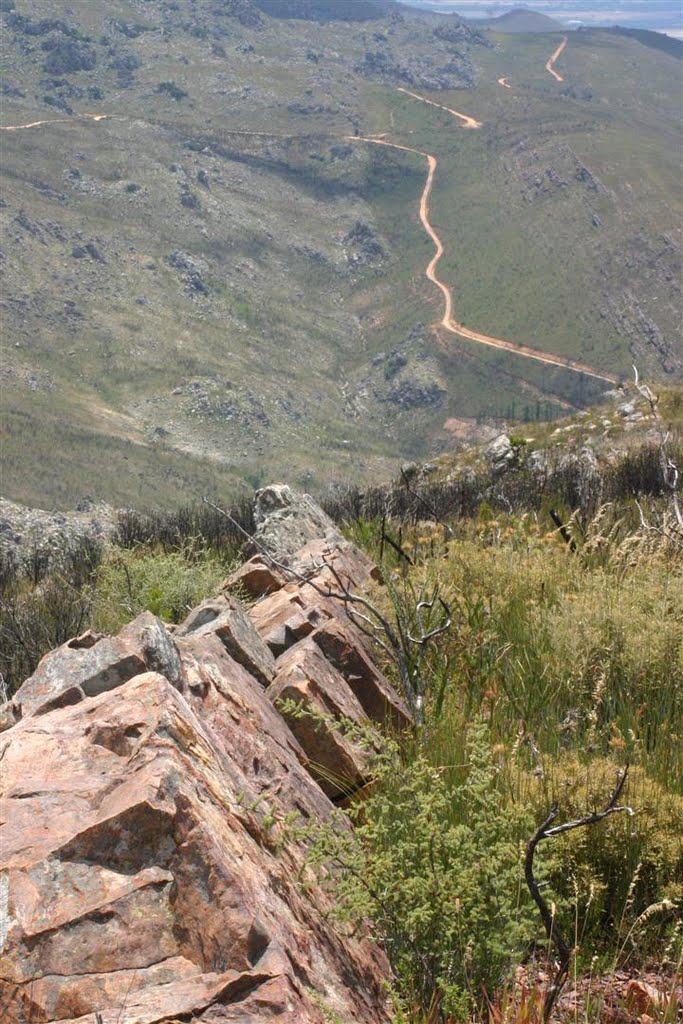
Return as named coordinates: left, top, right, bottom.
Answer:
left=400, top=1, right=683, bottom=37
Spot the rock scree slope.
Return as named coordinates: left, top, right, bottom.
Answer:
left=0, top=486, right=411, bottom=1023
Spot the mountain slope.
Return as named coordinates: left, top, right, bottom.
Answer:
left=473, top=9, right=563, bottom=33
left=0, top=0, right=680, bottom=508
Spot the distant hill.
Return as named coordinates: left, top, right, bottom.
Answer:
left=583, top=25, right=683, bottom=60
left=252, top=0, right=396, bottom=21
left=476, top=8, right=563, bottom=33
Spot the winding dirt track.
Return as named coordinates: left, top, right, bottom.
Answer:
left=545, top=36, right=568, bottom=82
left=396, top=86, right=482, bottom=129
left=3, top=66, right=615, bottom=385
left=352, top=87, right=616, bottom=384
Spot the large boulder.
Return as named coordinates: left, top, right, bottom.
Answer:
left=268, top=639, right=376, bottom=801
left=8, top=612, right=184, bottom=721
left=253, top=484, right=344, bottom=566
left=175, top=593, right=276, bottom=687
left=0, top=662, right=391, bottom=1022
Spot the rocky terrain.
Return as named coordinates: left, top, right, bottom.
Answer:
left=0, top=485, right=411, bottom=1022
left=0, top=0, right=680, bottom=509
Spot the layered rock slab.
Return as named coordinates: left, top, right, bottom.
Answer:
left=1, top=486, right=411, bottom=1022
left=1, top=648, right=390, bottom=1022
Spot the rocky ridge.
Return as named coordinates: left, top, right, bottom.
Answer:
left=0, top=486, right=410, bottom=1023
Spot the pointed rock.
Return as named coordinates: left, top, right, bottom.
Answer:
left=176, top=594, right=276, bottom=686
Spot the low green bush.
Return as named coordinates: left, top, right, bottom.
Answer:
left=307, top=720, right=537, bottom=1022
left=522, top=757, right=683, bottom=967
left=93, top=543, right=229, bottom=634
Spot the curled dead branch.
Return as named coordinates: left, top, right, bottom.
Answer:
left=525, top=765, right=634, bottom=1022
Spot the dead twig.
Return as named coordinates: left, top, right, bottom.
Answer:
left=525, top=765, right=634, bottom=1022
left=202, top=496, right=450, bottom=723
left=401, top=468, right=454, bottom=538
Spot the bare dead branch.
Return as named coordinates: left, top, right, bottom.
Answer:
left=380, top=524, right=414, bottom=566
left=401, top=468, right=454, bottom=537
left=525, top=766, right=634, bottom=1022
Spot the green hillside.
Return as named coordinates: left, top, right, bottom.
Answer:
left=0, top=0, right=680, bottom=508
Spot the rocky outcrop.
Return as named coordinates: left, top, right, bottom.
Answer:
left=0, top=488, right=409, bottom=1023
left=0, top=498, right=115, bottom=579
left=252, top=484, right=345, bottom=566
left=485, top=433, right=516, bottom=475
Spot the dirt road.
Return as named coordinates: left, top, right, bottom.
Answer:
left=354, top=87, right=616, bottom=384
left=396, top=86, right=482, bottom=129
left=0, top=113, right=110, bottom=131
left=4, top=81, right=614, bottom=385
left=545, top=36, right=568, bottom=82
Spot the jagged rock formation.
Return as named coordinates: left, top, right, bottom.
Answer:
left=0, top=489, right=410, bottom=1023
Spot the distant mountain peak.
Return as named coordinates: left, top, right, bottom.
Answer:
left=475, top=8, right=563, bottom=33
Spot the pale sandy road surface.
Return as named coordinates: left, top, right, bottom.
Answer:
left=546, top=36, right=568, bottom=82
left=353, top=86, right=616, bottom=384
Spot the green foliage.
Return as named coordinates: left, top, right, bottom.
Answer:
left=93, top=543, right=229, bottom=633
left=523, top=758, right=683, bottom=965
left=333, top=502, right=681, bottom=1015
left=0, top=536, right=103, bottom=697
left=308, top=720, right=536, bottom=1021
left=0, top=536, right=232, bottom=696
left=0, top=573, right=94, bottom=698
left=408, top=512, right=683, bottom=790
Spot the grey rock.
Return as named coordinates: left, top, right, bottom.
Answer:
left=485, top=434, right=516, bottom=474
left=527, top=449, right=549, bottom=474
left=12, top=612, right=183, bottom=718
left=253, top=484, right=344, bottom=566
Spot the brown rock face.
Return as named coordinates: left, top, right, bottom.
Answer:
left=223, top=555, right=288, bottom=600
left=176, top=593, right=276, bottom=686
left=0, top=488, right=408, bottom=1023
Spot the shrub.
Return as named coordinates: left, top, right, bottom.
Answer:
left=308, top=720, right=536, bottom=1022
left=41, top=38, right=96, bottom=74
left=93, top=543, right=229, bottom=634
left=0, top=574, right=94, bottom=697
left=156, top=80, right=188, bottom=101
left=522, top=757, right=683, bottom=965
left=0, top=535, right=104, bottom=697
left=114, top=497, right=253, bottom=556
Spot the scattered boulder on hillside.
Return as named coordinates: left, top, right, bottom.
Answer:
left=71, top=240, right=105, bottom=262
left=383, top=379, right=444, bottom=409
left=486, top=433, right=516, bottom=475
left=167, top=249, right=210, bottom=294
left=0, top=497, right=115, bottom=579
left=344, top=219, right=385, bottom=266
left=556, top=445, right=603, bottom=508
left=355, top=48, right=472, bottom=90
left=0, top=488, right=406, bottom=1021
